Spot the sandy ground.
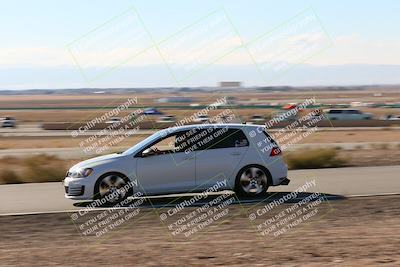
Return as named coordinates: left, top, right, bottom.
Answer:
left=1, top=90, right=400, bottom=122
left=1, top=130, right=400, bottom=149
left=0, top=195, right=399, bottom=266
left=1, top=89, right=400, bottom=107
left=2, top=107, right=400, bottom=123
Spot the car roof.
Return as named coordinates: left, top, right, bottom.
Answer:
left=164, top=123, right=262, bottom=132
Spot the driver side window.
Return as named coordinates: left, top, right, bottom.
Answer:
left=143, top=131, right=188, bottom=156
left=152, top=135, right=177, bottom=152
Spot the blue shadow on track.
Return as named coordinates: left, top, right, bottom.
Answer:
left=73, top=191, right=345, bottom=208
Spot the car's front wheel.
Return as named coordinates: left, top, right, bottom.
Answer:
left=94, top=172, right=131, bottom=205
left=235, top=165, right=270, bottom=197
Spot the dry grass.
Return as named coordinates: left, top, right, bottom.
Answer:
left=0, top=155, right=71, bottom=184
left=1, top=148, right=399, bottom=184
left=285, top=148, right=348, bottom=169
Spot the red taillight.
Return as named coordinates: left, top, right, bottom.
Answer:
left=270, top=147, right=282, bottom=156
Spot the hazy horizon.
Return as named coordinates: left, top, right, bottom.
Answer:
left=1, top=0, right=400, bottom=89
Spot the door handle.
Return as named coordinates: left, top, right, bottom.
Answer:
left=231, top=152, right=241, bottom=156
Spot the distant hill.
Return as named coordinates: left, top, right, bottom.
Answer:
left=1, top=63, right=400, bottom=92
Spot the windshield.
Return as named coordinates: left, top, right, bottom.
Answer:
left=121, top=130, right=165, bottom=155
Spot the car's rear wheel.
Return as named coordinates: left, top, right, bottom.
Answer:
left=94, top=173, right=130, bottom=205
left=235, top=165, right=270, bottom=196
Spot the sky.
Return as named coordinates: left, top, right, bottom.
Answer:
left=0, top=0, right=400, bottom=89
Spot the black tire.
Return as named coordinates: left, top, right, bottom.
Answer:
left=93, top=172, right=132, bottom=205
left=235, top=165, right=271, bottom=197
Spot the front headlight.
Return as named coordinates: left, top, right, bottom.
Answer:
left=69, top=168, right=93, bottom=178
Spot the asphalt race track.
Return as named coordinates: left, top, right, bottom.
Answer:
left=0, top=165, right=399, bottom=215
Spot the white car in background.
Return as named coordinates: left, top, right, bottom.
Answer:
left=381, top=114, right=400, bottom=120
left=1, top=116, right=17, bottom=128
left=63, top=124, right=289, bottom=204
left=105, top=117, right=122, bottom=125
left=156, top=115, right=176, bottom=123
left=325, top=109, right=373, bottom=120
left=193, top=114, right=209, bottom=123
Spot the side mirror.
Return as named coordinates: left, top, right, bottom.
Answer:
left=141, top=148, right=152, bottom=157
left=142, top=147, right=152, bottom=158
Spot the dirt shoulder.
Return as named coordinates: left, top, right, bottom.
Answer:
left=0, top=195, right=399, bottom=266
left=1, top=129, right=400, bottom=149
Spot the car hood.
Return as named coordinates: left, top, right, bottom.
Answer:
left=70, top=153, right=124, bottom=170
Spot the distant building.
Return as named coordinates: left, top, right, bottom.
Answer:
left=219, top=81, right=242, bottom=88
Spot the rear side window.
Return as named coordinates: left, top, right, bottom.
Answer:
left=328, top=110, right=342, bottom=114
left=263, top=131, right=278, bottom=146
left=196, top=127, right=249, bottom=150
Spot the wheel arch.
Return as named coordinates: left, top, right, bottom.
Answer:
left=235, top=164, right=273, bottom=188
left=93, top=171, right=132, bottom=200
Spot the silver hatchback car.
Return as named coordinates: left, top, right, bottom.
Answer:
left=64, top=124, right=289, bottom=204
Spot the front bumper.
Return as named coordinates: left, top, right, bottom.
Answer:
left=63, top=176, right=95, bottom=200
left=64, top=185, right=85, bottom=196
left=279, top=177, right=291, bottom=185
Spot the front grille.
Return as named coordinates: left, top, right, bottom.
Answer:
left=66, top=186, right=85, bottom=196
